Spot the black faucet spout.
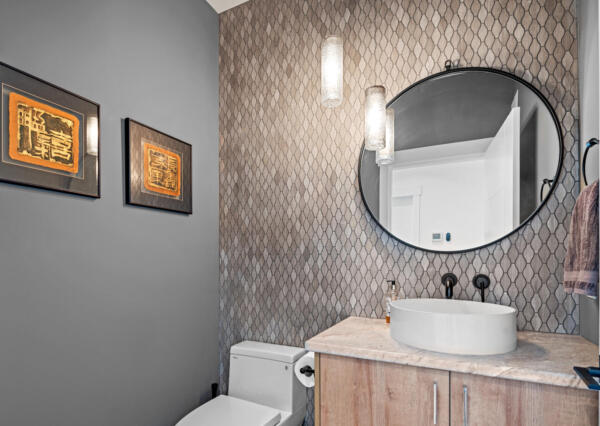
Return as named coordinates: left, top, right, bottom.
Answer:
left=445, top=282, right=453, bottom=299
left=472, top=274, right=491, bottom=302
left=441, top=273, right=457, bottom=299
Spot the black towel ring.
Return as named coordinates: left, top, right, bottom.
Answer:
left=540, top=178, right=554, bottom=202
left=582, top=137, right=598, bottom=186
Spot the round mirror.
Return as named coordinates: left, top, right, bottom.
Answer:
left=359, top=68, right=563, bottom=253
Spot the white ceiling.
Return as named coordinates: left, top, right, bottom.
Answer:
left=206, top=0, right=251, bottom=13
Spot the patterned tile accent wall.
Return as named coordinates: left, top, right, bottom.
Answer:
left=219, top=0, right=579, bottom=422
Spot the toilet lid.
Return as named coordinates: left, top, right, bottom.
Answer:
left=176, top=395, right=281, bottom=426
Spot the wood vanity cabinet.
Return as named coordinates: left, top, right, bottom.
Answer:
left=315, top=354, right=598, bottom=426
left=450, top=372, right=597, bottom=426
left=317, top=353, right=450, bottom=426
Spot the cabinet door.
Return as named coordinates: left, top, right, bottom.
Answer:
left=450, top=372, right=598, bottom=426
left=318, top=353, right=450, bottom=426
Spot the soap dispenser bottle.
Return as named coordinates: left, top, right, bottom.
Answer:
left=385, top=280, right=398, bottom=324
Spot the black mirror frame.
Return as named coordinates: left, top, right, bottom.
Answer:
left=358, top=66, right=564, bottom=254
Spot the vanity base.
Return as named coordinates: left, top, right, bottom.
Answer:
left=450, top=371, right=597, bottom=426
left=318, top=353, right=449, bottom=426
left=315, top=353, right=598, bottom=426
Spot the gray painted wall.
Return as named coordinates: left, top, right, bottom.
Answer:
left=578, top=0, right=599, bottom=186
left=0, top=1, right=219, bottom=425
left=577, top=0, right=599, bottom=345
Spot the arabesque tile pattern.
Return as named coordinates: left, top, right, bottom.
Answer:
left=219, top=1, right=579, bottom=423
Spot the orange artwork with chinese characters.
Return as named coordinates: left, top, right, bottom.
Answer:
left=143, top=142, right=181, bottom=197
left=8, top=92, right=79, bottom=174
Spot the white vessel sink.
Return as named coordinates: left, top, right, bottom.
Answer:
left=390, top=299, right=517, bottom=355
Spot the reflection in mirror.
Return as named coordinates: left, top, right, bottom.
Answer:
left=359, top=69, right=562, bottom=252
left=86, top=116, right=99, bottom=156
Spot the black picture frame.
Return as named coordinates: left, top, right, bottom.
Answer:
left=358, top=66, right=564, bottom=254
left=125, top=118, right=192, bottom=214
left=0, top=61, right=100, bottom=198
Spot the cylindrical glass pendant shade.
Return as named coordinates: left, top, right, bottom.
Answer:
left=376, top=109, right=394, bottom=165
left=365, top=85, right=386, bottom=150
left=321, top=35, right=343, bottom=107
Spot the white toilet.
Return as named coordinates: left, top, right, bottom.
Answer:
left=177, top=341, right=308, bottom=426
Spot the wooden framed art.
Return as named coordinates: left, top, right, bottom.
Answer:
left=125, top=118, right=192, bottom=214
left=0, top=62, right=100, bottom=197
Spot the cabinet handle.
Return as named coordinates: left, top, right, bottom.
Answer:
left=463, top=385, right=468, bottom=426
left=433, top=381, right=437, bottom=425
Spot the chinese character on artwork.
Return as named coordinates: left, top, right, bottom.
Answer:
left=9, top=92, right=79, bottom=174
left=143, top=142, right=181, bottom=197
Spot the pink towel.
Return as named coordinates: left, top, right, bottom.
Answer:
left=564, top=180, right=599, bottom=297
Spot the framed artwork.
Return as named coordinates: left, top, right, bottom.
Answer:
left=0, top=62, right=100, bottom=197
left=125, top=118, right=192, bottom=214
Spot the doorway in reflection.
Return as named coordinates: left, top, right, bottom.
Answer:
left=380, top=106, right=524, bottom=251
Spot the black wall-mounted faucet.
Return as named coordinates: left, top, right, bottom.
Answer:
left=472, top=274, right=491, bottom=302
left=441, top=273, right=457, bottom=299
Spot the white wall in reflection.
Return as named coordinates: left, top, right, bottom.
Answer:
left=380, top=108, right=521, bottom=251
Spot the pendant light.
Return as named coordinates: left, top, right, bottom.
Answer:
left=364, top=85, right=386, bottom=150
left=321, top=35, right=343, bottom=107
left=376, top=109, right=394, bottom=165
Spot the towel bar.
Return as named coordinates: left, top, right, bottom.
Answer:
left=582, top=137, right=598, bottom=186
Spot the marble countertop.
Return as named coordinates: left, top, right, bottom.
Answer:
left=305, top=316, right=598, bottom=390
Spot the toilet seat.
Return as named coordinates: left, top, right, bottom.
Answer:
left=176, top=395, right=282, bottom=426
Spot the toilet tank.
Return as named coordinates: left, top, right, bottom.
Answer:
left=229, top=341, right=307, bottom=414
